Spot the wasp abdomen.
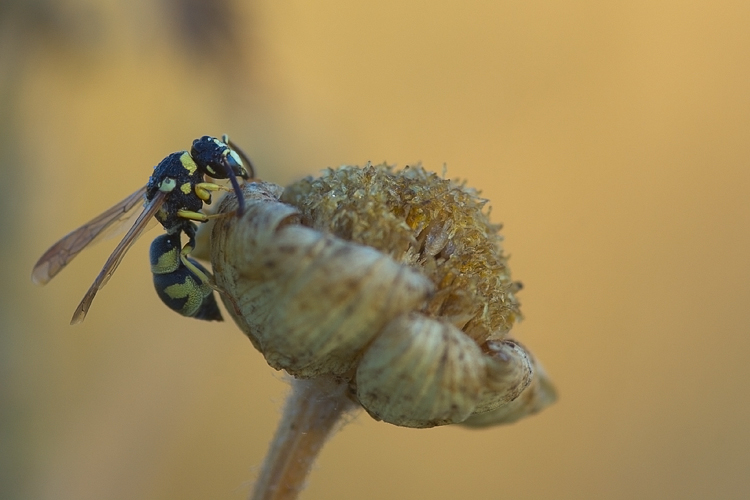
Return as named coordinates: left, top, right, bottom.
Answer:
left=149, top=234, right=222, bottom=321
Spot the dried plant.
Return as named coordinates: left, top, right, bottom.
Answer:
left=208, top=164, right=556, bottom=499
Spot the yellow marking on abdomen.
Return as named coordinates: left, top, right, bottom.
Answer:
left=151, top=247, right=180, bottom=275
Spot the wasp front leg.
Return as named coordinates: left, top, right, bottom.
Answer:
left=194, top=182, right=232, bottom=203
left=175, top=182, right=234, bottom=223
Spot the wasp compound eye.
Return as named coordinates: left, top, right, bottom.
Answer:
left=223, top=149, right=249, bottom=179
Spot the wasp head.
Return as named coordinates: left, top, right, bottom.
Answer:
left=191, top=135, right=250, bottom=215
left=191, top=136, right=250, bottom=180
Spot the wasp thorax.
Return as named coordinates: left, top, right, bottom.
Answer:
left=210, top=165, right=556, bottom=428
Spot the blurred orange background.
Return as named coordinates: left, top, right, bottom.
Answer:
left=3, top=1, right=750, bottom=499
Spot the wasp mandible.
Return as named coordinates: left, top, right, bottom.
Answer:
left=31, top=135, right=253, bottom=324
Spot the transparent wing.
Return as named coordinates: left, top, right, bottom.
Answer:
left=70, top=191, right=167, bottom=325
left=31, top=186, right=150, bottom=285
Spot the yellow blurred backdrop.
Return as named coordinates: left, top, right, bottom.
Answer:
left=3, top=1, right=749, bottom=499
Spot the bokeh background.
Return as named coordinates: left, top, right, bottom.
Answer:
left=3, top=1, right=749, bottom=499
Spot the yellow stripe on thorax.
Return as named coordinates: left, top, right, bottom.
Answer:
left=179, top=152, right=198, bottom=174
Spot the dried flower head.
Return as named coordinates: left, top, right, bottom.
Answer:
left=210, top=164, right=555, bottom=429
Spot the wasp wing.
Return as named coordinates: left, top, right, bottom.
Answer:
left=31, top=186, right=149, bottom=285
left=70, top=191, right=167, bottom=325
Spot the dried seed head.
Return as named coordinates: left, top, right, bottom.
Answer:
left=281, top=165, right=520, bottom=343
left=210, top=165, right=556, bottom=428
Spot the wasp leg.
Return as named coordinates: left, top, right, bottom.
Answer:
left=178, top=231, right=222, bottom=320
left=177, top=209, right=233, bottom=222
left=194, top=182, right=231, bottom=202
left=177, top=209, right=210, bottom=222
left=179, top=247, right=213, bottom=288
left=177, top=227, right=213, bottom=287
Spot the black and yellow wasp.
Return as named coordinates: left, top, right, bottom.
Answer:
left=31, top=135, right=253, bottom=325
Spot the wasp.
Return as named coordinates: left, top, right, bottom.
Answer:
left=31, top=135, right=253, bottom=325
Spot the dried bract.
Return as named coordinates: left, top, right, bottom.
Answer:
left=460, top=356, right=556, bottom=427
left=356, top=313, right=487, bottom=427
left=211, top=182, right=434, bottom=378
left=211, top=165, right=556, bottom=428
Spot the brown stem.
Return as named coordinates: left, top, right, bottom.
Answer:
left=251, top=376, right=359, bottom=500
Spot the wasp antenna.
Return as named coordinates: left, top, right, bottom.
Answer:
left=225, top=166, right=246, bottom=216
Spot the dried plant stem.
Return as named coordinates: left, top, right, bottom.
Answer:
left=251, top=376, right=359, bottom=500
